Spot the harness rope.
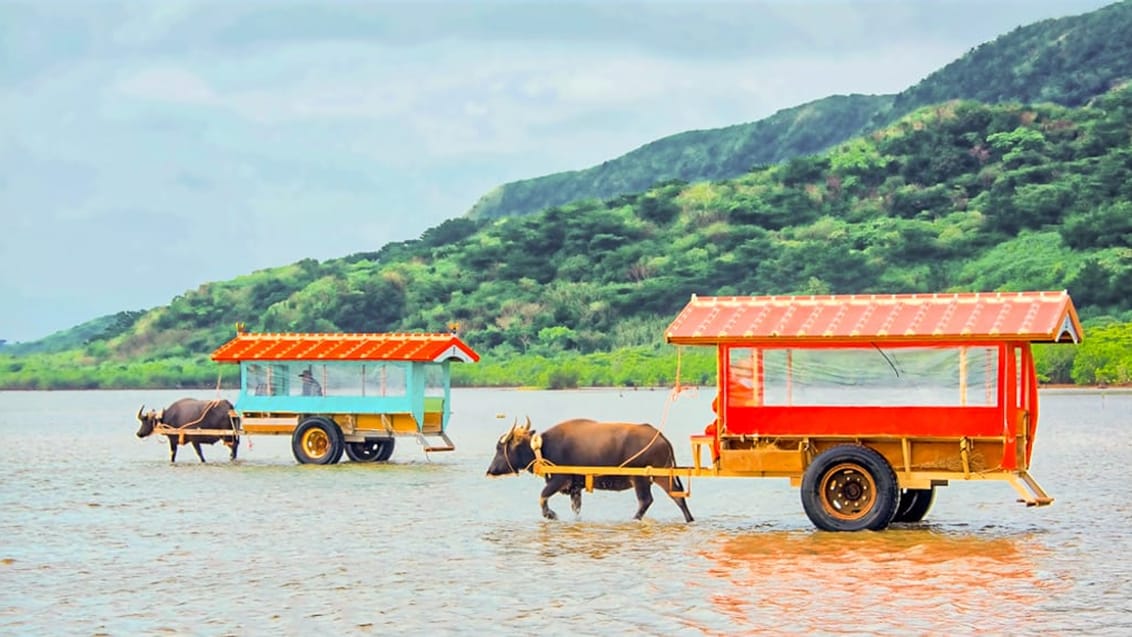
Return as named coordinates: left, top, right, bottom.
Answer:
left=212, top=371, right=246, bottom=448
left=618, top=427, right=663, bottom=468
left=157, top=398, right=227, bottom=445
left=617, top=346, right=696, bottom=468
left=503, top=433, right=541, bottom=474
left=508, top=346, right=697, bottom=478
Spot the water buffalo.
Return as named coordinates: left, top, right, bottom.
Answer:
left=136, top=398, right=240, bottom=463
left=486, top=417, right=694, bottom=523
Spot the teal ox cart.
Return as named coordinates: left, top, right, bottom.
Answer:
left=207, top=327, right=480, bottom=464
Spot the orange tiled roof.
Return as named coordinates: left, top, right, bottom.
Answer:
left=665, top=290, right=1083, bottom=345
left=211, top=331, right=480, bottom=363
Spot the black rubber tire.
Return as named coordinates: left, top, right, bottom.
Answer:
left=291, top=417, right=344, bottom=465
left=374, top=438, right=395, bottom=461
left=800, top=445, right=899, bottom=532
left=344, top=441, right=380, bottom=462
left=893, top=487, right=936, bottom=523
left=344, top=438, right=395, bottom=462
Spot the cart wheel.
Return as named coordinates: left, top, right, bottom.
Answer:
left=801, top=445, right=899, bottom=532
left=344, top=438, right=395, bottom=462
left=374, top=438, right=395, bottom=461
left=893, top=487, right=936, bottom=523
left=344, top=441, right=380, bottom=462
left=292, top=417, right=344, bottom=465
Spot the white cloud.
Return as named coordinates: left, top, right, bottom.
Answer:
left=117, top=66, right=217, bottom=104
left=95, top=32, right=972, bottom=168
left=0, top=0, right=1117, bottom=341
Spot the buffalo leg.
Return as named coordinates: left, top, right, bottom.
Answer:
left=556, top=479, right=583, bottom=515
left=540, top=474, right=572, bottom=520
left=631, top=477, right=654, bottom=520
left=191, top=441, right=207, bottom=463
left=228, top=436, right=240, bottom=461
left=653, top=475, right=695, bottom=523
left=167, top=438, right=178, bottom=463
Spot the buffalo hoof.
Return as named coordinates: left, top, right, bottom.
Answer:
left=542, top=509, right=558, bottom=520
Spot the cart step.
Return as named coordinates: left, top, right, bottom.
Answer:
left=417, top=431, right=456, bottom=453
left=1009, top=471, right=1054, bottom=507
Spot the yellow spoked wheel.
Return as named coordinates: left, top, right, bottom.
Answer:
left=291, top=417, right=344, bottom=465
left=801, top=445, right=898, bottom=532
left=302, top=429, right=330, bottom=457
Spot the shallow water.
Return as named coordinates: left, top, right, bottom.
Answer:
left=1, top=387, right=1130, bottom=635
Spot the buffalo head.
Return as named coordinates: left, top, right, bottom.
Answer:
left=486, top=417, right=537, bottom=476
left=135, top=405, right=162, bottom=438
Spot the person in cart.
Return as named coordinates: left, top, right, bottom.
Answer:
left=299, top=369, right=322, bottom=396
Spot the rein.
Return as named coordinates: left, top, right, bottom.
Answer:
left=618, top=427, right=663, bottom=468
left=503, top=432, right=545, bottom=474
left=154, top=398, right=227, bottom=445
left=171, top=398, right=223, bottom=430
left=506, top=420, right=669, bottom=475
left=616, top=369, right=693, bottom=468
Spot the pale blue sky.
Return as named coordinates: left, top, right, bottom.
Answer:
left=0, top=0, right=1115, bottom=342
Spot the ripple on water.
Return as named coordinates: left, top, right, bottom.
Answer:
left=1, top=389, right=1131, bottom=635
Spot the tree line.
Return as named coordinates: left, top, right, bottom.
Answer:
left=3, top=86, right=1132, bottom=389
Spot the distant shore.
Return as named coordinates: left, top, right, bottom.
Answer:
left=1040, top=383, right=1131, bottom=391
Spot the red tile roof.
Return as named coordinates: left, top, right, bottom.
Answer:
left=211, top=331, right=480, bottom=363
left=665, top=290, right=1083, bottom=345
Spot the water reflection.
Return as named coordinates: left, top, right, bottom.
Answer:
left=702, top=527, right=1066, bottom=633
left=2, top=389, right=1128, bottom=635
left=484, top=520, right=693, bottom=562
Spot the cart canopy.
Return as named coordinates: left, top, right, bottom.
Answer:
left=665, top=290, right=1082, bottom=346
left=211, top=330, right=480, bottom=363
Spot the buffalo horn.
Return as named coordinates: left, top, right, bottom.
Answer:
left=137, top=405, right=145, bottom=420
left=522, top=416, right=531, bottom=432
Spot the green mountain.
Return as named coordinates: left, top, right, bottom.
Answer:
left=467, top=94, right=892, bottom=220
left=886, top=1, right=1132, bottom=113
left=2, top=310, right=145, bottom=356
left=6, top=2, right=1132, bottom=390
left=468, top=1, right=1132, bottom=221
left=4, top=85, right=1132, bottom=389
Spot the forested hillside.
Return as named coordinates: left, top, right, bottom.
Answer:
left=887, top=1, right=1132, bottom=113
left=4, top=86, right=1132, bottom=389
left=468, top=1, right=1132, bottom=221
left=468, top=94, right=891, bottom=219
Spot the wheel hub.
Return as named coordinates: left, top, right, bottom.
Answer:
left=303, top=430, right=329, bottom=457
left=821, top=463, right=876, bottom=521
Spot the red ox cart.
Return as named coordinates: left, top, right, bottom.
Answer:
left=533, top=290, right=1083, bottom=531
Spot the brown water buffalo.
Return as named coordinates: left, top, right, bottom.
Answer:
left=136, top=398, right=240, bottom=463
left=486, top=417, right=694, bottom=523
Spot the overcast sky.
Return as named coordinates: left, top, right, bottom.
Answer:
left=0, top=0, right=1115, bottom=342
